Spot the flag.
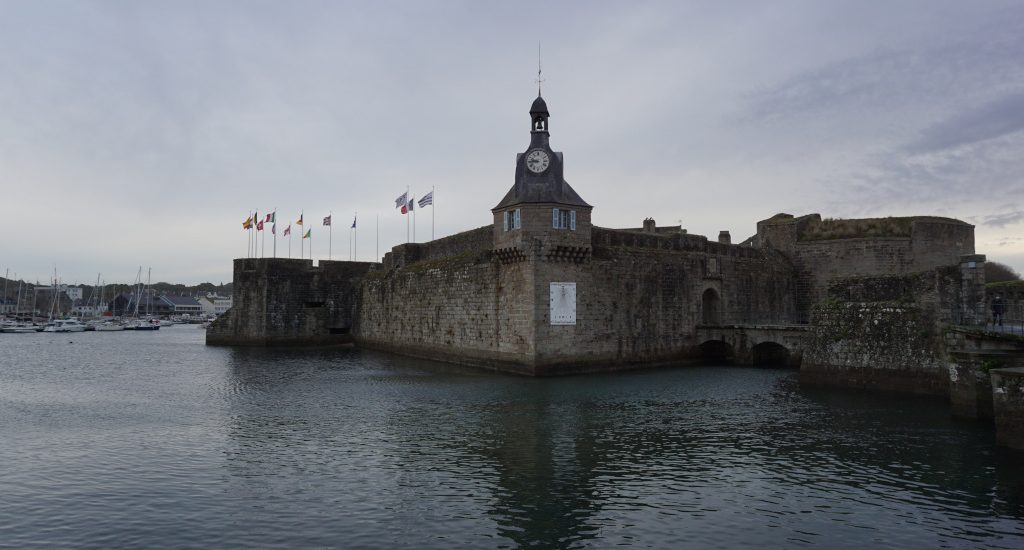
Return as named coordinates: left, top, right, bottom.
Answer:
left=283, top=224, right=291, bottom=236
left=418, top=191, right=433, bottom=208
left=242, top=215, right=253, bottom=229
left=254, top=211, right=258, bottom=225
left=303, top=229, right=311, bottom=239
left=266, top=212, right=275, bottom=223
left=296, top=214, right=304, bottom=225
left=272, top=223, right=276, bottom=235
left=323, top=215, right=332, bottom=226
left=256, top=220, right=264, bottom=231
left=408, top=197, right=415, bottom=211
left=351, top=216, right=357, bottom=229
left=394, top=191, right=407, bottom=208
left=401, top=203, right=408, bottom=215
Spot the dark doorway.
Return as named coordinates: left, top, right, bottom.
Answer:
left=701, top=289, right=720, bottom=325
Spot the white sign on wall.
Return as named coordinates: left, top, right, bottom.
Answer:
left=550, top=282, right=577, bottom=326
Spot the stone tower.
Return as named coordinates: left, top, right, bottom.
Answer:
left=492, top=94, right=592, bottom=258
left=491, top=94, right=595, bottom=373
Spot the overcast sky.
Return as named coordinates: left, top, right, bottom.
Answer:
left=1, top=0, right=1022, bottom=285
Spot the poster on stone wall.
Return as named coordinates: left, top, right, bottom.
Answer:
left=550, top=282, right=576, bottom=326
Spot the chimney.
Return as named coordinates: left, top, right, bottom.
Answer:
left=642, top=218, right=656, bottom=233
left=718, top=231, right=731, bottom=244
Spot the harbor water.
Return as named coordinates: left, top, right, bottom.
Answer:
left=1, top=326, right=1022, bottom=548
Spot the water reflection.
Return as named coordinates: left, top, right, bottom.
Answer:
left=216, top=350, right=1024, bottom=548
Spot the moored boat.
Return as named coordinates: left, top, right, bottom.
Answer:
left=42, top=319, right=87, bottom=333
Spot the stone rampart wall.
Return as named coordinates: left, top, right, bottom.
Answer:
left=801, top=302, right=948, bottom=395
left=383, top=226, right=492, bottom=270
left=355, top=249, right=540, bottom=372
left=207, top=258, right=374, bottom=346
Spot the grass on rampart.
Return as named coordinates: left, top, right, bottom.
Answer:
left=799, top=217, right=914, bottom=241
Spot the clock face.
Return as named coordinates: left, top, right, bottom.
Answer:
left=526, top=150, right=550, bottom=173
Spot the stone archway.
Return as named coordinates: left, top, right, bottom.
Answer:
left=701, top=288, right=720, bottom=325
left=699, top=340, right=734, bottom=364
left=751, top=342, right=791, bottom=367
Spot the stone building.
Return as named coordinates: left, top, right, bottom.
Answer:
left=208, top=93, right=982, bottom=379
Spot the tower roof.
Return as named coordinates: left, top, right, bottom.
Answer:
left=530, top=95, right=549, bottom=115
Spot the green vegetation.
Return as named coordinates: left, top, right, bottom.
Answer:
left=980, top=359, right=1006, bottom=373
left=799, top=217, right=915, bottom=241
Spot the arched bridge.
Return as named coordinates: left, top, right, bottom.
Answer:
left=695, top=324, right=810, bottom=367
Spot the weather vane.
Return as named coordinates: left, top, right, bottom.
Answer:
left=536, top=42, right=544, bottom=96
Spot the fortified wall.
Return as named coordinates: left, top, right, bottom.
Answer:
left=756, top=214, right=974, bottom=321
left=208, top=92, right=990, bottom=381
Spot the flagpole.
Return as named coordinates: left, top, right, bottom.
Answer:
left=354, top=212, right=358, bottom=261
left=273, top=208, right=277, bottom=258
left=261, top=222, right=265, bottom=258
left=300, top=210, right=304, bottom=260
left=376, top=213, right=379, bottom=263
left=432, top=186, right=435, bottom=241
left=329, top=211, right=333, bottom=261
left=406, top=185, right=410, bottom=243
left=288, top=225, right=292, bottom=258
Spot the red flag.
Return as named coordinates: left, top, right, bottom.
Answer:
left=401, top=204, right=408, bottom=214
left=256, top=220, right=264, bottom=231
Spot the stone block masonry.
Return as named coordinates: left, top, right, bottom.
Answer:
left=991, top=367, right=1024, bottom=451
left=207, top=258, right=374, bottom=346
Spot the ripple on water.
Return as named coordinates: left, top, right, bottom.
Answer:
left=0, top=329, right=1022, bottom=548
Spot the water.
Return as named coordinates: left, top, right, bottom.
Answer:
left=1, top=326, right=1022, bottom=549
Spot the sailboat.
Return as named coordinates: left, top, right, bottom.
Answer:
left=126, top=267, right=159, bottom=331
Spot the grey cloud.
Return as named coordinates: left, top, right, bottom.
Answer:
left=978, top=210, right=1024, bottom=228
left=743, top=19, right=1024, bottom=122
left=906, top=93, right=1024, bottom=154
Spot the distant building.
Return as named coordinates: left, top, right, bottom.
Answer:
left=0, top=297, right=15, bottom=315
left=197, top=294, right=232, bottom=317
left=161, top=295, right=203, bottom=316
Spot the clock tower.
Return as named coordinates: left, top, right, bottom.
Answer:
left=493, top=93, right=592, bottom=257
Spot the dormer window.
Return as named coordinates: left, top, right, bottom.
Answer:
left=552, top=208, right=576, bottom=230
left=503, top=208, right=521, bottom=231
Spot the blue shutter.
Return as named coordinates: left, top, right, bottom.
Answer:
left=552, top=208, right=559, bottom=228
left=570, top=210, right=576, bottom=231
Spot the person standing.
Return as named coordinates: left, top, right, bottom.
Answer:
left=992, top=294, right=1005, bottom=327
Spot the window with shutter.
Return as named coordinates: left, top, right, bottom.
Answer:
left=570, top=210, right=576, bottom=231
left=503, top=211, right=509, bottom=232
left=552, top=208, right=559, bottom=228
left=514, top=209, right=521, bottom=229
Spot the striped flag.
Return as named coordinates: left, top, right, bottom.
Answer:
left=296, top=214, right=304, bottom=225
left=303, top=229, right=311, bottom=239
left=283, top=224, right=291, bottom=236
left=266, top=212, right=275, bottom=223
left=417, top=191, right=433, bottom=208
left=394, top=192, right=408, bottom=208
left=242, top=215, right=253, bottom=229
left=256, top=220, right=264, bottom=231
left=323, top=215, right=332, bottom=226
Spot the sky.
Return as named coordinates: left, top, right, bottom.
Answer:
left=1, top=0, right=1022, bottom=285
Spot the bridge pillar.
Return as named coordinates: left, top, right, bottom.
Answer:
left=991, top=366, right=1024, bottom=450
